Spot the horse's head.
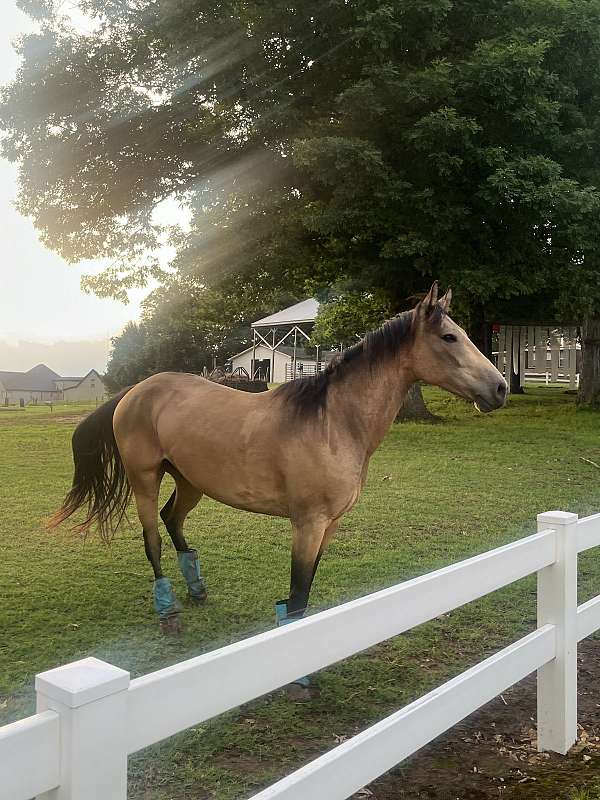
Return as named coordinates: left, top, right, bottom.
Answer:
left=411, top=283, right=507, bottom=412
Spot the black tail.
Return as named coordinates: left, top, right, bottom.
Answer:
left=47, top=387, right=134, bottom=541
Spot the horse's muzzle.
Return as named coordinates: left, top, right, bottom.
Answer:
left=474, top=380, right=507, bottom=413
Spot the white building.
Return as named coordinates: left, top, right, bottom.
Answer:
left=227, top=299, right=337, bottom=383
left=0, top=364, right=106, bottom=405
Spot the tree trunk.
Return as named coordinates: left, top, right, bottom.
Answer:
left=395, top=383, right=441, bottom=423
left=509, top=368, right=524, bottom=394
left=468, top=303, right=493, bottom=360
left=578, top=318, right=600, bottom=409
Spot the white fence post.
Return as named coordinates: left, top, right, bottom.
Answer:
left=536, top=511, right=578, bottom=754
left=35, top=656, right=130, bottom=799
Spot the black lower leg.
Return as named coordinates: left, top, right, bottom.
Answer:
left=165, top=523, right=191, bottom=553
left=161, top=493, right=192, bottom=552
left=159, top=491, right=176, bottom=526
left=143, top=529, right=163, bottom=579
left=287, top=557, right=315, bottom=616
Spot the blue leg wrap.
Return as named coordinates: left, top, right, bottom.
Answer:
left=275, top=599, right=311, bottom=688
left=177, top=550, right=206, bottom=600
left=153, top=577, right=181, bottom=618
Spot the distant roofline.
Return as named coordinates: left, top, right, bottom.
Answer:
left=62, top=369, right=103, bottom=391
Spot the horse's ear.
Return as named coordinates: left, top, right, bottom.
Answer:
left=416, top=281, right=439, bottom=318
left=439, top=287, right=452, bottom=313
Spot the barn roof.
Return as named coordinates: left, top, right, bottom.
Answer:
left=0, top=365, right=101, bottom=392
left=0, top=364, right=61, bottom=391
left=251, top=298, right=319, bottom=328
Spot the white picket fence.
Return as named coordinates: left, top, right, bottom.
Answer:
left=3, top=509, right=600, bottom=800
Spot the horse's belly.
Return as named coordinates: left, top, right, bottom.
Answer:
left=166, top=441, right=290, bottom=518
left=202, top=485, right=289, bottom=518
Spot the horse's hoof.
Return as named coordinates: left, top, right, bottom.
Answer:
left=189, top=589, right=208, bottom=606
left=284, top=682, right=320, bottom=702
left=159, top=614, right=183, bottom=635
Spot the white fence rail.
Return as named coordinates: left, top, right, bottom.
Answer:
left=3, top=509, right=600, bottom=799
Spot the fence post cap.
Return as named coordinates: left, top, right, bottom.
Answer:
left=36, top=657, right=130, bottom=708
left=537, top=510, right=578, bottom=526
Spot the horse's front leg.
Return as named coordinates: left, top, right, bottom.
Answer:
left=276, top=518, right=339, bottom=698
left=286, top=518, right=339, bottom=615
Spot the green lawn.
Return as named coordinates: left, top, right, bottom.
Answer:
left=1, top=388, right=600, bottom=799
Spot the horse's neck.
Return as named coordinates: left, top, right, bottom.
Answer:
left=327, top=351, right=415, bottom=456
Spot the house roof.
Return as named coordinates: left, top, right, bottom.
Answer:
left=251, top=298, right=320, bottom=328
left=62, top=369, right=102, bottom=392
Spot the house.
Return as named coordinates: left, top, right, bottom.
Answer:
left=227, top=299, right=338, bottom=382
left=0, top=364, right=106, bottom=405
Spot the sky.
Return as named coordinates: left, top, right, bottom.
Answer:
left=0, top=2, right=148, bottom=375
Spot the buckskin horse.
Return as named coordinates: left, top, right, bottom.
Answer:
left=50, top=284, right=506, bottom=670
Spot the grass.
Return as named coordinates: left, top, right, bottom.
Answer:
left=568, top=788, right=600, bottom=800
left=1, top=387, right=600, bottom=798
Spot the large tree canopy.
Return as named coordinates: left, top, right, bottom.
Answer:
left=4, top=0, right=600, bottom=312
left=4, top=0, right=600, bottom=403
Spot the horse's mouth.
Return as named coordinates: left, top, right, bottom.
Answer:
left=473, top=394, right=500, bottom=413
left=451, top=388, right=504, bottom=413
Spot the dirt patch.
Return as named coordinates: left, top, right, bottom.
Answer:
left=0, top=412, right=88, bottom=427
left=364, top=639, right=600, bottom=800
left=201, top=642, right=600, bottom=800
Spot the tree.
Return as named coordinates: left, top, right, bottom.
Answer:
left=104, top=279, right=298, bottom=391
left=4, top=0, right=600, bottom=403
left=579, top=319, right=600, bottom=409
left=311, top=291, right=392, bottom=348
left=103, top=322, right=151, bottom=392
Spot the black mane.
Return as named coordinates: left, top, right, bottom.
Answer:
left=275, top=309, right=417, bottom=417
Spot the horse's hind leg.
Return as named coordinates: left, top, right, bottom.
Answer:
left=160, top=472, right=206, bottom=605
left=132, top=469, right=182, bottom=634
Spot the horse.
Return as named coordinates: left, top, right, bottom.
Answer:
left=49, top=284, right=506, bottom=650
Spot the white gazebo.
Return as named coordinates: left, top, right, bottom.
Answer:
left=228, top=299, right=333, bottom=382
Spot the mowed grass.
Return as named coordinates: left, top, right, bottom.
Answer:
left=1, top=388, right=600, bottom=799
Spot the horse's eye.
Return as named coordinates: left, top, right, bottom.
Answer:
left=442, top=333, right=457, bottom=343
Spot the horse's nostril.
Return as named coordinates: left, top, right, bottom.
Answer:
left=497, top=383, right=507, bottom=396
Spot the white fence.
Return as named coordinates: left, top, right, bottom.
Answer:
left=3, top=509, right=600, bottom=800
left=495, top=325, right=580, bottom=390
